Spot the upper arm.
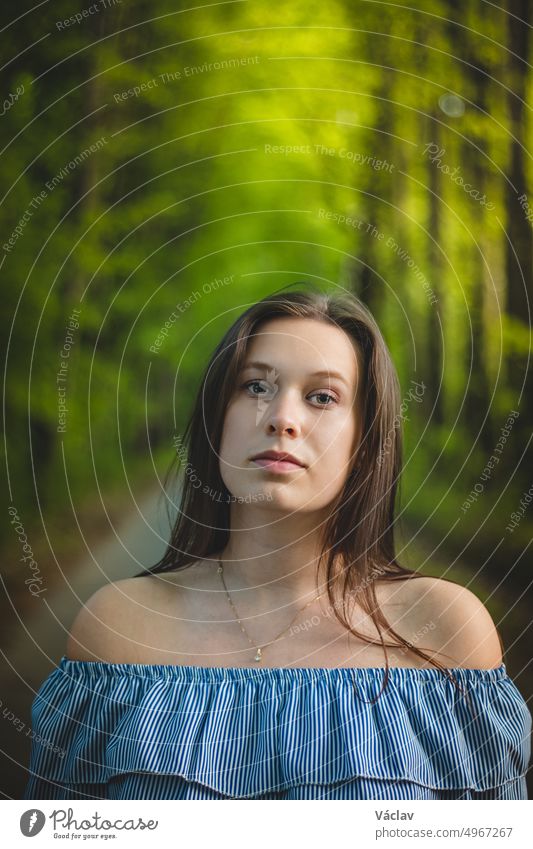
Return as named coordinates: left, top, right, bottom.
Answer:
left=397, top=577, right=504, bottom=669
left=65, top=579, right=143, bottom=663
left=433, top=581, right=503, bottom=668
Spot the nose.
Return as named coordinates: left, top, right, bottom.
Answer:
left=260, top=389, right=301, bottom=437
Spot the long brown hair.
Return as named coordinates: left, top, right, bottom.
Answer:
left=135, top=283, right=469, bottom=697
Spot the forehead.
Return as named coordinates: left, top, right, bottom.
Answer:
left=243, top=317, right=360, bottom=382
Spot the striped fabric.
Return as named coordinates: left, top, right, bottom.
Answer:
left=23, top=658, right=531, bottom=800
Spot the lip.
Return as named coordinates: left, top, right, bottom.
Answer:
left=251, top=458, right=304, bottom=473
left=250, top=450, right=306, bottom=473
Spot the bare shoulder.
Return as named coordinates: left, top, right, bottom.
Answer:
left=65, top=574, right=176, bottom=663
left=384, top=575, right=504, bottom=669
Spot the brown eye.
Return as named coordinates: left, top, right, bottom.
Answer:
left=309, top=391, right=338, bottom=406
left=242, top=380, right=274, bottom=397
left=242, top=382, right=337, bottom=406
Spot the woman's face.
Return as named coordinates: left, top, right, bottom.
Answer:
left=218, top=317, right=362, bottom=513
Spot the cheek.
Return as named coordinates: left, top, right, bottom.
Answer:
left=319, top=410, right=357, bottom=462
left=219, top=404, right=249, bottom=467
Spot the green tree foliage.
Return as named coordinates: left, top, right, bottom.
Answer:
left=1, top=0, right=531, bottom=597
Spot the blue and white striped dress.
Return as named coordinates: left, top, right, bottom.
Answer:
left=24, top=658, right=531, bottom=800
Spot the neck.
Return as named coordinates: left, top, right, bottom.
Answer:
left=217, top=504, right=334, bottom=602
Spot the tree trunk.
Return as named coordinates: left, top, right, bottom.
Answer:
left=425, top=110, right=445, bottom=426
left=504, top=0, right=533, bottom=420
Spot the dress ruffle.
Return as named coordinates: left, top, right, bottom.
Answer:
left=24, top=659, right=531, bottom=799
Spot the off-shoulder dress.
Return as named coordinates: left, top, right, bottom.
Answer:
left=23, top=658, right=531, bottom=800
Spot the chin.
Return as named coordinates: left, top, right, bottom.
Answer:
left=226, top=481, right=297, bottom=508
left=257, top=485, right=316, bottom=512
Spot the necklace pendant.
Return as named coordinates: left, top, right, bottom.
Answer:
left=254, top=648, right=262, bottom=662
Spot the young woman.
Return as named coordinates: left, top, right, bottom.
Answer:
left=24, top=285, right=531, bottom=800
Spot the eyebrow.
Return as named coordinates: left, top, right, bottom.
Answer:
left=240, top=360, right=352, bottom=388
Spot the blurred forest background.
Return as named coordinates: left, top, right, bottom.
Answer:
left=0, top=0, right=532, bottom=797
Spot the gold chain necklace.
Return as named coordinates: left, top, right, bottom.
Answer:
left=217, top=556, right=323, bottom=663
